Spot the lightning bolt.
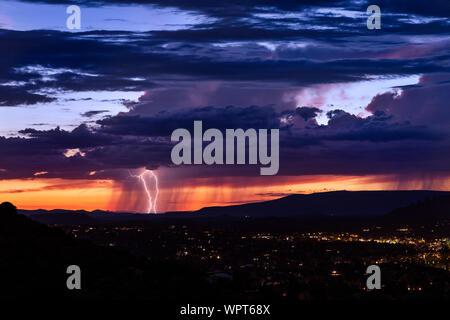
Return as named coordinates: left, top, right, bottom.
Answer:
left=128, top=169, right=159, bottom=214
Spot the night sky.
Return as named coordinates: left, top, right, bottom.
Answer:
left=0, top=0, right=449, bottom=212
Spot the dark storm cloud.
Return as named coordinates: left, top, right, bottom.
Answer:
left=1, top=0, right=450, bottom=104
left=375, top=0, right=450, bottom=18
left=8, top=1, right=349, bottom=18
left=294, top=107, right=322, bottom=121
left=0, top=30, right=157, bottom=97
left=18, top=124, right=115, bottom=149
left=101, top=104, right=434, bottom=143
left=46, top=72, right=156, bottom=92
left=324, top=110, right=442, bottom=142
left=97, top=105, right=283, bottom=137
left=278, top=139, right=450, bottom=176
left=0, top=28, right=448, bottom=104
left=366, top=73, right=450, bottom=126
left=274, top=74, right=450, bottom=176
left=81, top=110, right=109, bottom=118
left=1, top=93, right=449, bottom=180
left=0, top=85, right=55, bottom=106
left=12, top=0, right=450, bottom=20
left=0, top=129, right=100, bottom=179
left=0, top=123, right=171, bottom=180
left=3, top=78, right=450, bottom=176
left=9, top=0, right=450, bottom=43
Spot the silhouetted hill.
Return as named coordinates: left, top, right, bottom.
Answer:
left=196, top=190, right=450, bottom=219
left=23, top=211, right=98, bottom=225
left=0, top=202, right=210, bottom=299
left=19, top=208, right=196, bottom=225
left=385, top=194, right=450, bottom=221
left=18, top=190, right=450, bottom=225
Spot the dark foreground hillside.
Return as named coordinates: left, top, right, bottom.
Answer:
left=196, top=190, right=450, bottom=218
left=0, top=202, right=211, bottom=300
left=386, top=194, right=450, bottom=221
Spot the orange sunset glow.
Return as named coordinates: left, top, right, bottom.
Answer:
left=2, top=174, right=450, bottom=213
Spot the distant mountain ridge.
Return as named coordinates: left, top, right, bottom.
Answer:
left=19, top=208, right=173, bottom=225
left=18, top=190, right=450, bottom=225
left=195, top=190, right=450, bottom=218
